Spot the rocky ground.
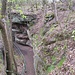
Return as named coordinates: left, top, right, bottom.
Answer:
left=29, top=8, right=75, bottom=75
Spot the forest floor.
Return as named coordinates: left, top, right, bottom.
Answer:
left=0, top=8, right=75, bottom=75
left=29, top=9, right=75, bottom=75
left=16, top=43, right=35, bottom=75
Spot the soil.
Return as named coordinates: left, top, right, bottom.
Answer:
left=0, top=40, right=35, bottom=75
left=15, top=43, right=35, bottom=75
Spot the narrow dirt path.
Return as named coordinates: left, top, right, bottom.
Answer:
left=17, top=44, right=35, bottom=75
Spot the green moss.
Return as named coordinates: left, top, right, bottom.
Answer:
left=57, top=57, right=66, bottom=68
left=47, top=65, right=55, bottom=73
left=0, top=59, right=3, bottom=72
left=39, top=28, right=44, bottom=36
left=54, top=46, right=59, bottom=51
left=52, top=56, right=56, bottom=62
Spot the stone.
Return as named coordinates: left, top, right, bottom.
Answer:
left=45, top=14, right=55, bottom=24
left=43, top=37, right=56, bottom=45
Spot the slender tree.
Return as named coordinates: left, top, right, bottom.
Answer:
left=53, top=0, right=59, bottom=23
left=0, top=0, right=13, bottom=75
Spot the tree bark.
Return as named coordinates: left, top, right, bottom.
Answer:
left=7, top=2, right=18, bottom=74
left=1, top=0, right=7, bottom=17
left=0, top=20, right=13, bottom=75
left=1, top=0, right=13, bottom=75
left=53, top=0, right=59, bottom=23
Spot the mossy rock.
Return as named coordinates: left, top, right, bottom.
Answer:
left=43, top=37, right=56, bottom=45
left=55, top=32, right=70, bottom=41
left=44, top=13, right=55, bottom=24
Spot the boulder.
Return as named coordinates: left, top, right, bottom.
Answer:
left=43, top=37, right=56, bottom=45
left=44, top=14, right=55, bottom=24
left=10, top=12, right=37, bottom=25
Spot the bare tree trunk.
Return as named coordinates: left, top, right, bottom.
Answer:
left=1, top=0, right=13, bottom=75
left=1, top=0, right=7, bottom=17
left=42, top=0, right=47, bottom=25
left=42, top=0, right=47, bottom=14
left=53, top=0, right=59, bottom=23
left=0, top=20, right=13, bottom=75
left=7, top=2, right=18, bottom=74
